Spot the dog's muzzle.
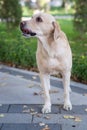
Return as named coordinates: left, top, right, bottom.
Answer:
left=20, top=21, right=36, bottom=37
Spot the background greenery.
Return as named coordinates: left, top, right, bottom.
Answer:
left=0, top=0, right=87, bottom=84
left=0, top=0, right=22, bottom=28
left=0, top=19, right=87, bottom=83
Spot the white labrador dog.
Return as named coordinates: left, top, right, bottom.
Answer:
left=20, top=13, right=72, bottom=113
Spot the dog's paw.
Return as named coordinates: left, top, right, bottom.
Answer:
left=63, top=101, right=72, bottom=111
left=42, top=105, right=51, bottom=113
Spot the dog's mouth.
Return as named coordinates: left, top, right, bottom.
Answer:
left=21, top=28, right=36, bottom=37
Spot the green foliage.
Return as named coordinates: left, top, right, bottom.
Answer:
left=0, top=20, right=87, bottom=83
left=72, top=56, right=87, bottom=83
left=74, top=0, right=87, bottom=33
left=0, top=0, right=22, bottom=28
left=0, top=24, right=37, bottom=68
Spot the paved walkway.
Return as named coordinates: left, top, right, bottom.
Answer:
left=0, top=65, right=87, bottom=130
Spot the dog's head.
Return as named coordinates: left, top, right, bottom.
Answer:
left=20, top=13, right=61, bottom=40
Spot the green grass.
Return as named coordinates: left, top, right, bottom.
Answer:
left=50, top=7, right=75, bottom=16
left=0, top=19, right=87, bottom=83
left=58, top=19, right=87, bottom=57
left=19, top=19, right=87, bottom=57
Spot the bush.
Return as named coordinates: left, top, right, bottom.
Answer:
left=0, top=0, right=22, bottom=29
left=0, top=24, right=36, bottom=68
left=74, top=0, right=87, bottom=33
left=72, top=55, right=87, bottom=83
left=0, top=22, right=87, bottom=84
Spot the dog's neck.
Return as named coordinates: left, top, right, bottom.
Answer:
left=38, top=34, right=55, bottom=57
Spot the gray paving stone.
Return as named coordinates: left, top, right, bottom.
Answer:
left=0, top=72, right=43, bottom=104
left=0, top=65, right=87, bottom=94
left=62, top=124, right=87, bottom=130
left=61, top=105, right=87, bottom=115
left=0, top=72, right=87, bottom=105
left=1, top=124, right=30, bottom=130
left=8, top=104, right=60, bottom=114
left=8, top=105, right=25, bottom=113
left=27, top=104, right=60, bottom=114
left=0, top=114, right=32, bottom=123
left=8, top=104, right=42, bottom=113
left=33, top=114, right=60, bottom=124
left=0, top=105, right=9, bottom=113
left=33, top=114, right=87, bottom=125
left=33, top=114, right=67, bottom=124
left=0, top=124, right=2, bottom=129
left=1, top=124, right=61, bottom=130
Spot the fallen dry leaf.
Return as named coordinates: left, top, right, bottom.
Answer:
left=30, top=108, right=35, bottom=112
left=23, top=105, right=28, bottom=108
left=42, top=125, right=50, bottom=130
left=39, top=122, right=45, bottom=126
left=74, top=117, right=82, bottom=122
left=83, top=93, right=87, bottom=96
left=39, top=91, right=44, bottom=95
left=27, top=84, right=34, bottom=88
left=30, top=108, right=38, bottom=115
left=30, top=111, right=38, bottom=115
left=63, top=115, right=82, bottom=122
left=44, top=115, right=51, bottom=120
left=39, top=90, right=59, bottom=95
left=36, top=113, right=42, bottom=118
left=63, top=115, right=75, bottom=119
left=23, top=109, right=30, bottom=113
left=49, top=90, right=59, bottom=94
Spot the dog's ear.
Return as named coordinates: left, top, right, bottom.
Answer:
left=52, top=21, right=60, bottom=41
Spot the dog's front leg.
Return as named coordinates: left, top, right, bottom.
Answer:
left=62, top=71, right=72, bottom=111
left=40, top=73, right=51, bottom=113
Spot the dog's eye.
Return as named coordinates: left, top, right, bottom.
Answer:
left=36, top=17, right=43, bottom=22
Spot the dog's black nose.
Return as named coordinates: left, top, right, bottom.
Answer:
left=20, top=21, right=26, bottom=30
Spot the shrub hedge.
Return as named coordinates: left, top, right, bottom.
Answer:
left=0, top=24, right=87, bottom=84
left=72, top=55, right=87, bottom=83
left=0, top=26, right=37, bottom=68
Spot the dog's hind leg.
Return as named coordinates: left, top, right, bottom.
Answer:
left=40, top=73, right=51, bottom=113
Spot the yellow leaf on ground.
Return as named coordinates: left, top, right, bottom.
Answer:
left=63, top=115, right=75, bottom=119
left=83, top=93, right=87, bottom=96
left=23, top=109, right=30, bottom=113
left=42, top=125, right=50, bottom=130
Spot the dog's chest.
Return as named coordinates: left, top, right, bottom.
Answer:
left=48, top=58, right=58, bottom=68
left=42, top=57, right=61, bottom=74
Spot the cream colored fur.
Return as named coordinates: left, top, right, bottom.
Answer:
left=21, top=13, right=72, bottom=113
